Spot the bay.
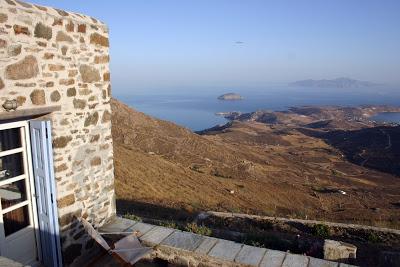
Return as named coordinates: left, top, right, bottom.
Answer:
left=116, top=85, right=400, bottom=131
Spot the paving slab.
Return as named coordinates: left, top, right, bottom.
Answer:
left=309, top=257, right=339, bottom=267
left=98, top=217, right=359, bottom=267
left=235, top=245, right=266, bottom=266
left=99, top=217, right=137, bottom=233
left=259, top=250, right=286, bottom=267
left=282, top=253, right=309, bottom=267
left=0, top=256, right=25, bottom=267
left=208, top=240, right=243, bottom=262
left=161, top=231, right=205, bottom=252
left=126, top=222, right=155, bottom=237
left=140, top=226, right=175, bottom=245
left=194, top=237, right=218, bottom=255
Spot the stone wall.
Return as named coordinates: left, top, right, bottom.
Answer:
left=0, top=0, right=115, bottom=265
left=201, top=211, right=400, bottom=246
left=195, top=212, right=400, bottom=266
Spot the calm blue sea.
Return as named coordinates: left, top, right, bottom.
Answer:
left=116, top=85, right=400, bottom=131
left=372, top=112, right=400, bottom=124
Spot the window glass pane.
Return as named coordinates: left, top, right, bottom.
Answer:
left=0, top=180, right=27, bottom=209
left=3, top=205, right=30, bottom=236
left=0, top=128, right=21, bottom=152
left=0, top=153, right=24, bottom=181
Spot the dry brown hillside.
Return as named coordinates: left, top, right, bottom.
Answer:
left=111, top=99, right=400, bottom=228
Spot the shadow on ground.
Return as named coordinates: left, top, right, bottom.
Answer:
left=298, top=125, right=400, bottom=176
left=116, top=199, right=198, bottom=222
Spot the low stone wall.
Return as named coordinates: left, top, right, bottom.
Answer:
left=0, top=0, right=114, bottom=266
left=199, top=211, right=400, bottom=247
left=197, top=212, right=400, bottom=266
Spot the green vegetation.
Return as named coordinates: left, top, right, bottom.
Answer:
left=123, top=213, right=142, bottom=222
left=228, top=206, right=242, bottom=213
left=190, top=165, right=204, bottom=173
left=313, top=224, right=330, bottom=238
left=184, top=222, right=212, bottom=236
left=190, top=201, right=203, bottom=211
left=311, top=185, right=325, bottom=193
left=367, top=232, right=380, bottom=243
left=159, top=221, right=178, bottom=229
left=246, top=240, right=266, bottom=248
left=331, top=169, right=339, bottom=176
left=311, top=186, right=337, bottom=194
left=242, top=231, right=293, bottom=252
left=212, top=169, right=232, bottom=179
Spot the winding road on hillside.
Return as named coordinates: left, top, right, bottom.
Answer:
left=380, top=129, right=392, bottom=150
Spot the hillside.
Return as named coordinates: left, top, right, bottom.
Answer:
left=111, top=99, right=400, bottom=228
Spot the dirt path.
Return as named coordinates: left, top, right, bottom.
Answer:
left=380, top=129, right=392, bottom=150
left=361, top=157, right=369, bottom=167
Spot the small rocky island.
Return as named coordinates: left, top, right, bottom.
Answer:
left=217, top=93, right=243, bottom=100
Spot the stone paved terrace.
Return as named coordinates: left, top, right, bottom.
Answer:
left=0, top=256, right=28, bottom=267
left=97, top=217, right=358, bottom=267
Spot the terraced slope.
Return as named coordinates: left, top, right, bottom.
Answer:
left=112, top=99, right=400, bottom=228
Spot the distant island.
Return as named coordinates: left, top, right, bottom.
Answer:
left=218, top=93, right=243, bottom=100
left=289, top=77, right=379, bottom=88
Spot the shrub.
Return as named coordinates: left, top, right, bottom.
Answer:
left=190, top=165, right=204, bottom=173
left=331, top=169, right=339, bottom=176
left=212, top=169, right=232, bottom=178
left=184, top=222, right=212, bottom=236
left=123, top=213, right=142, bottom=222
left=159, top=221, right=178, bottom=229
left=367, top=232, right=380, bottom=243
left=247, top=240, right=266, bottom=248
left=242, top=231, right=292, bottom=251
left=313, top=224, right=330, bottom=238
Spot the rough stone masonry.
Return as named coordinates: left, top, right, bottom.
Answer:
left=0, top=0, right=115, bottom=265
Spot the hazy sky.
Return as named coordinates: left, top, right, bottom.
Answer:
left=29, top=0, right=400, bottom=92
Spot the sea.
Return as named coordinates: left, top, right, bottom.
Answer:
left=115, top=85, right=400, bottom=131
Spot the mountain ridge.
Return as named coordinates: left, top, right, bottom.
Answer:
left=290, top=77, right=379, bottom=88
